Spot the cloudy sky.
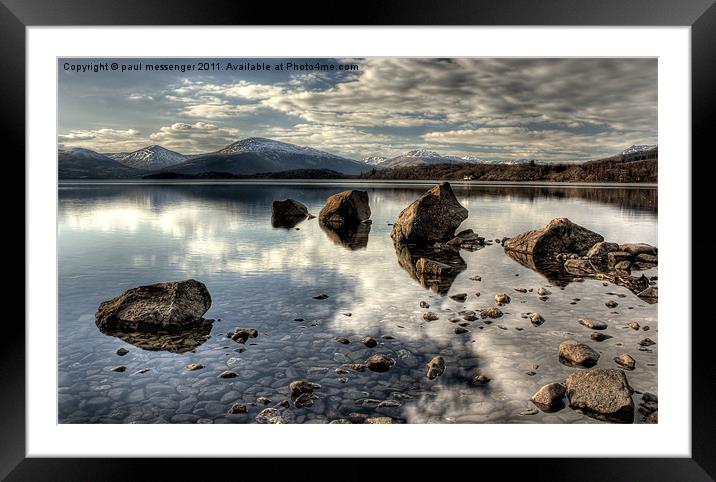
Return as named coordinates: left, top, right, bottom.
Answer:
left=58, top=57, right=657, bottom=161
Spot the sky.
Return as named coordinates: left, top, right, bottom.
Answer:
left=58, top=57, right=657, bottom=161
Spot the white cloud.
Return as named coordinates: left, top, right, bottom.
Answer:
left=58, top=128, right=145, bottom=152
left=148, top=122, right=240, bottom=152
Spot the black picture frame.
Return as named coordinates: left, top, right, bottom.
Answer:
left=6, top=0, right=713, bottom=480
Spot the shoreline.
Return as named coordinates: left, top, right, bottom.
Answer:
left=58, top=179, right=658, bottom=189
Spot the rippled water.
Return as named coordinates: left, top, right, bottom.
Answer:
left=58, top=182, right=658, bottom=424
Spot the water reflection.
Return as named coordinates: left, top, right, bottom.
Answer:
left=58, top=182, right=658, bottom=425
left=97, top=319, right=213, bottom=354
left=320, top=222, right=371, bottom=250
left=394, top=242, right=467, bottom=295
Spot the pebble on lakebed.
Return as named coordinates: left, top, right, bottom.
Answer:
left=422, top=311, right=439, bottom=321
left=558, top=340, right=600, bottom=368
left=362, top=336, right=377, bottom=348
left=426, top=356, right=445, bottom=379
left=116, top=348, right=128, bottom=356
left=186, top=363, right=204, bottom=371
left=495, top=293, right=511, bottom=305
left=365, top=354, right=395, bottom=372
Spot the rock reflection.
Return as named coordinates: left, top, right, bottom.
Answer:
left=97, top=319, right=213, bottom=353
left=504, top=249, right=572, bottom=287
left=320, top=222, right=371, bottom=250
left=394, top=242, right=467, bottom=295
left=271, top=214, right=307, bottom=229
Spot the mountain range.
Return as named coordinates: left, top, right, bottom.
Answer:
left=57, top=138, right=657, bottom=179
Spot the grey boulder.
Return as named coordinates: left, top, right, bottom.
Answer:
left=95, top=279, right=211, bottom=333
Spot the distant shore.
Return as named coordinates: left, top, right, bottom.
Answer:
left=58, top=179, right=658, bottom=189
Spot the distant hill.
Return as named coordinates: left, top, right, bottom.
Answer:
left=109, top=145, right=187, bottom=170
left=59, top=147, right=142, bottom=179
left=143, top=168, right=348, bottom=180
left=161, top=137, right=371, bottom=176
left=358, top=157, right=657, bottom=183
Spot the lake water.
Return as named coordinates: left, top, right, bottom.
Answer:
left=58, top=182, right=658, bottom=424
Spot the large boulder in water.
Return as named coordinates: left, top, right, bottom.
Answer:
left=319, top=190, right=370, bottom=227
left=503, top=218, right=604, bottom=257
left=271, top=199, right=311, bottom=228
left=96, top=279, right=212, bottom=333
left=391, top=182, right=468, bottom=245
left=564, top=368, right=634, bottom=423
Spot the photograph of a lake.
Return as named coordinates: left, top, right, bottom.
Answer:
left=58, top=181, right=657, bottom=424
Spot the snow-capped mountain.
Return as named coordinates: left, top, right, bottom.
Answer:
left=163, top=137, right=371, bottom=176
left=381, top=149, right=484, bottom=169
left=110, top=145, right=187, bottom=170
left=361, top=156, right=388, bottom=166
left=622, top=144, right=657, bottom=155
left=217, top=137, right=345, bottom=161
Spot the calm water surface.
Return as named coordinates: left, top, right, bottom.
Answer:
left=58, top=182, right=657, bottom=424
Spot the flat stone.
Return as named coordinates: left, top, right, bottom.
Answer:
left=559, top=340, right=600, bottom=368
left=564, top=368, right=634, bottom=423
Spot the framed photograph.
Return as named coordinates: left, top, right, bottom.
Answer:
left=8, top=0, right=713, bottom=479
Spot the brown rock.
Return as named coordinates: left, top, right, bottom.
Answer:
left=95, top=279, right=212, bottom=333
left=503, top=218, right=604, bottom=257
left=564, top=368, right=634, bottom=423
left=426, top=356, right=445, bottom=379
left=619, top=243, right=657, bottom=257
left=390, top=182, right=468, bottom=245
left=319, top=190, right=370, bottom=228
left=614, top=353, right=636, bottom=370
left=559, top=340, right=600, bottom=367
left=530, top=382, right=566, bottom=411
left=365, top=354, right=395, bottom=372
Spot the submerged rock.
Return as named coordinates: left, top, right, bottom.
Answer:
left=186, top=363, right=204, bottom=371
left=365, top=354, right=395, bottom=372
left=579, top=318, right=608, bottom=330
left=503, top=218, right=604, bottom=257
left=365, top=417, right=393, bottom=424
left=229, top=327, right=258, bottom=343
left=116, top=347, right=129, bottom=356
left=564, top=368, right=634, bottom=423
left=361, top=336, right=378, bottom=348
left=619, top=243, right=657, bottom=257
left=530, top=382, right=566, bottom=412
left=390, top=182, right=468, bottom=245
left=627, top=321, right=641, bottom=330
left=228, top=402, right=247, bottom=414
left=422, top=311, right=439, bottom=321
left=473, top=374, right=491, bottom=384
left=537, top=287, right=551, bottom=296
left=218, top=370, right=238, bottom=379
left=95, top=279, right=212, bottom=333
left=614, top=353, right=636, bottom=370
left=449, top=293, right=468, bottom=302
left=289, top=380, right=320, bottom=397
left=271, top=199, right=311, bottom=228
left=495, top=293, right=511, bottom=305
left=586, top=241, right=621, bottom=259
left=319, top=190, right=371, bottom=228
left=558, top=340, right=600, bottom=368
left=480, top=307, right=503, bottom=319
left=426, top=356, right=445, bottom=380
left=591, top=332, right=613, bottom=342
left=529, top=312, right=545, bottom=326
